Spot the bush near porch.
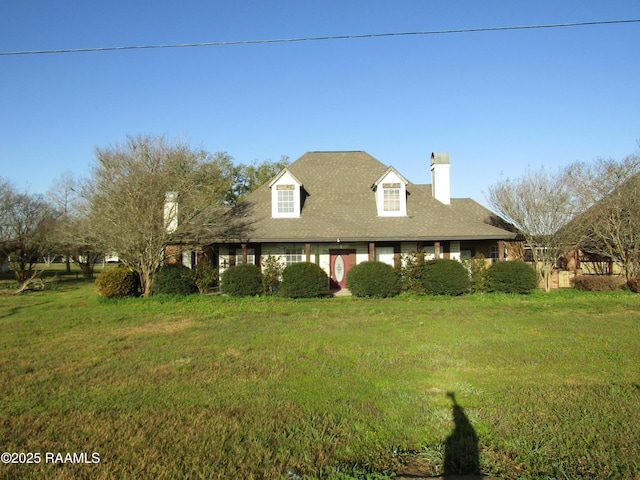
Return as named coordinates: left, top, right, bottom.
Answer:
left=346, top=261, right=400, bottom=298
left=486, top=260, right=538, bottom=294
left=279, top=262, right=329, bottom=298
left=421, top=259, right=471, bottom=296
left=220, top=263, right=263, bottom=297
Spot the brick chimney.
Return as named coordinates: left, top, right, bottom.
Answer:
left=430, top=152, right=450, bottom=205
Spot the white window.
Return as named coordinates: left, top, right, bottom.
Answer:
left=375, top=246, right=395, bottom=267
left=490, top=245, right=499, bottom=263
left=283, top=248, right=304, bottom=266
left=374, top=169, right=408, bottom=217
left=383, top=185, right=401, bottom=212
left=277, top=187, right=295, bottom=214
left=270, top=169, right=302, bottom=218
left=235, top=248, right=255, bottom=265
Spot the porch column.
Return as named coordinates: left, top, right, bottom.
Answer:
left=498, top=240, right=505, bottom=261
left=368, top=242, right=376, bottom=261
left=229, top=247, right=236, bottom=267
left=241, top=243, right=248, bottom=264
left=305, top=243, right=311, bottom=262
left=434, top=241, right=441, bottom=259
left=254, top=244, right=262, bottom=269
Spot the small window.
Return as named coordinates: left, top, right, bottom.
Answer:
left=490, top=245, right=499, bottom=263
left=283, top=248, right=303, bottom=266
left=383, top=187, right=400, bottom=212
left=235, top=249, right=255, bottom=265
left=277, top=188, right=295, bottom=214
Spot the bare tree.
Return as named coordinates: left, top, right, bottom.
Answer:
left=84, top=134, right=229, bottom=296
left=0, top=180, right=57, bottom=291
left=564, top=153, right=640, bottom=280
left=46, top=172, right=108, bottom=278
left=47, top=171, right=78, bottom=273
left=487, top=167, right=572, bottom=292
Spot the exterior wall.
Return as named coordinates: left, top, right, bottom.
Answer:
left=214, top=239, right=513, bottom=285
left=164, top=245, right=183, bottom=265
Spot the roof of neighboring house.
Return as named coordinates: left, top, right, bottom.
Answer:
left=222, top=151, right=517, bottom=243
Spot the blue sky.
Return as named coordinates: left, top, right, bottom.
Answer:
left=1, top=1, right=639, bottom=206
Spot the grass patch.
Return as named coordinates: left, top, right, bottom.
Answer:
left=0, top=284, right=639, bottom=478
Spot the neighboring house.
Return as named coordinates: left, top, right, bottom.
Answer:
left=559, top=172, right=640, bottom=281
left=170, top=150, right=518, bottom=290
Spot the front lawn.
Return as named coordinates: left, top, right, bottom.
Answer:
left=1, top=283, right=639, bottom=478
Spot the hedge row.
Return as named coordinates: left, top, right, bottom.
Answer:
left=220, top=262, right=329, bottom=298
left=573, top=275, right=626, bottom=292
left=348, top=258, right=472, bottom=297
left=346, top=257, right=539, bottom=297
left=102, top=256, right=640, bottom=299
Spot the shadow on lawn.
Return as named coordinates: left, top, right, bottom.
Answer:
left=443, top=392, right=481, bottom=479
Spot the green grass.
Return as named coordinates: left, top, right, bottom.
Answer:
left=1, top=282, right=639, bottom=479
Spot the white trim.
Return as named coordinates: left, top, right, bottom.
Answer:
left=271, top=170, right=302, bottom=218
left=374, top=170, right=407, bottom=217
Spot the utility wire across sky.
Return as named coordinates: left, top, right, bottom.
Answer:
left=1, top=18, right=639, bottom=56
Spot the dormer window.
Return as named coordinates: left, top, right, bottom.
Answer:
left=382, top=183, right=401, bottom=212
left=373, top=167, right=408, bottom=217
left=269, top=169, right=303, bottom=218
left=277, top=185, right=295, bottom=214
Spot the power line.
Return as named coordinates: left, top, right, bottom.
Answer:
left=1, top=19, right=639, bottom=56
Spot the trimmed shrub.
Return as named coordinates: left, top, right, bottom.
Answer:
left=220, top=264, right=263, bottom=297
left=628, top=277, right=640, bottom=293
left=421, top=259, right=471, bottom=296
left=486, top=260, right=538, bottom=294
left=347, top=261, right=400, bottom=298
left=95, top=266, right=139, bottom=298
left=573, top=275, right=625, bottom=292
left=280, top=262, right=328, bottom=298
left=152, top=264, right=197, bottom=295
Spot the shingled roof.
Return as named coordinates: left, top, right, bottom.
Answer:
left=224, top=151, right=516, bottom=243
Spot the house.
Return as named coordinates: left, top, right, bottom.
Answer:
left=560, top=171, right=640, bottom=282
left=173, top=150, right=518, bottom=290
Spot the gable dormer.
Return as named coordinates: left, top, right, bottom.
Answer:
left=372, top=166, right=409, bottom=217
left=269, top=168, right=303, bottom=218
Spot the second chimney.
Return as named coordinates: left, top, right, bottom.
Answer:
left=430, top=152, right=450, bottom=205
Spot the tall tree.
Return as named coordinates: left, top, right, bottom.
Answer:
left=47, top=171, right=78, bottom=273
left=47, top=172, right=107, bottom=278
left=487, top=167, right=572, bottom=292
left=85, top=134, right=229, bottom=296
left=216, top=155, right=290, bottom=206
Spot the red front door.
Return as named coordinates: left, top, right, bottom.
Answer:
left=330, top=250, right=353, bottom=289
